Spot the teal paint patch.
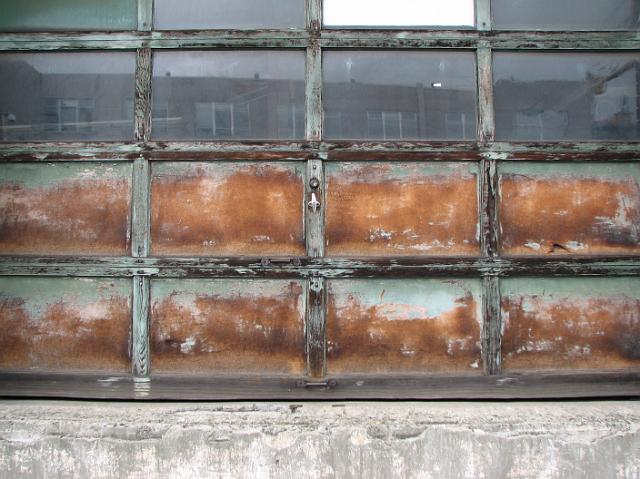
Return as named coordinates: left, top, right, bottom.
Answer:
left=0, top=162, right=132, bottom=189
left=0, top=277, right=131, bottom=318
left=151, top=279, right=307, bottom=313
left=152, top=161, right=305, bottom=181
left=326, top=161, right=479, bottom=181
left=501, top=277, right=640, bottom=304
left=329, top=278, right=482, bottom=322
left=0, top=0, right=137, bottom=32
left=499, top=162, right=640, bottom=181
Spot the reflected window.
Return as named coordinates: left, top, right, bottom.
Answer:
left=324, top=0, right=475, bottom=28
left=493, top=0, right=640, bottom=31
left=152, top=51, right=305, bottom=140
left=323, top=51, right=477, bottom=140
left=0, top=52, right=135, bottom=142
left=494, top=53, right=640, bottom=141
left=154, top=0, right=305, bottom=29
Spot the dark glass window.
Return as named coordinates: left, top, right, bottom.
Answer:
left=154, top=0, right=305, bottom=30
left=323, top=51, right=477, bottom=140
left=0, top=52, right=136, bottom=141
left=152, top=51, right=305, bottom=140
left=0, top=0, right=137, bottom=32
left=494, top=52, right=640, bottom=141
left=493, top=0, right=640, bottom=31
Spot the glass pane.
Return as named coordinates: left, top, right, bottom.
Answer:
left=323, top=51, right=477, bottom=140
left=152, top=51, right=305, bottom=140
left=493, top=0, right=640, bottom=31
left=494, top=53, right=640, bottom=141
left=154, top=0, right=305, bottom=29
left=324, top=0, right=475, bottom=27
left=0, top=52, right=136, bottom=142
left=0, top=0, right=137, bottom=32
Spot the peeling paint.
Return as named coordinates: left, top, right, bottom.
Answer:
left=326, top=162, right=480, bottom=256
left=327, top=279, right=483, bottom=374
left=0, top=277, right=131, bottom=372
left=150, top=279, right=306, bottom=374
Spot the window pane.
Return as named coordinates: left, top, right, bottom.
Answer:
left=0, top=0, right=137, bottom=32
left=154, top=0, right=305, bottom=29
left=0, top=52, right=136, bottom=142
left=492, top=0, right=640, bottom=31
left=494, top=53, right=640, bottom=141
left=324, top=0, right=475, bottom=27
left=323, top=51, right=477, bottom=140
left=152, top=51, right=305, bottom=140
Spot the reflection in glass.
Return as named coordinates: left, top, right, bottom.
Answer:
left=323, top=51, right=477, bottom=140
left=0, top=0, right=137, bottom=32
left=0, top=53, right=136, bottom=142
left=493, top=0, right=640, bottom=31
left=152, top=51, right=305, bottom=140
left=494, top=53, right=640, bottom=141
left=154, top=0, right=305, bottom=29
left=324, top=0, right=475, bottom=27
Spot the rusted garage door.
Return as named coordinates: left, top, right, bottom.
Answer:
left=0, top=0, right=639, bottom=399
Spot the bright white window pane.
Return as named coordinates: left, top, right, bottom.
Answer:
left=324, top=0, right=475, bottom=27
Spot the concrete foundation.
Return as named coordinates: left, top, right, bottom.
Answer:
left=0, top=400, right=639, bottom=478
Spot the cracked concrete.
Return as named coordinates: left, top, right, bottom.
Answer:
left=0, top=401, right=639, bottom=478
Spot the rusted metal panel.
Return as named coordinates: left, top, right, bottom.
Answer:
left=150, top=162, right=306, bottom=256
left=499, top=163, right=640, bottom=255
left=0, top=162, right=132, bottom=255
left=326, top=279, right=483, bottom=374
left=325, top=162, right=480, bottom=256
left=0, top=277, right=131, bottom=372
left=150, top=279, right=306, bottom=374
left=501, top=278, right=640, bottom=371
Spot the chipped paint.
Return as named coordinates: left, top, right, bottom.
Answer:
left=327, top=279, right=483, bottom=374
left=500, top=163, right=640, bottom=255
left=501, top=277, right=640, bottom=371
left=150, top=162, right=305, bottom=256
left=0, top=277, right=131, bottom=372
left=325, top=162, right=480, bottom=256
left=150, top=279, right=306, bottom=374
left=0, top=162, right=132, bottom=255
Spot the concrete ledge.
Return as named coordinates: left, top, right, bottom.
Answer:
left=0, top=401, right=639, bottom=478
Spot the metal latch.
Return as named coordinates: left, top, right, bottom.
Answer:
left=295, top=379, right=337, bottom=389
left=307, top=192, right=321, bottom=212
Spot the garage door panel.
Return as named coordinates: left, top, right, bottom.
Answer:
left=325, top=162, right=480, bottom=256
left=0, top=277, right=132, bottom=373
left=499, top=163, right=640, bottom=255
left=150, top=162, right=305, bottom=256
left=0, top=162, right=132, bottom=255
left=150, top=279, right=306, bottom=375
left=327, top=279, right=483, bottom=374
left=501, top=278, right=640, bottom=372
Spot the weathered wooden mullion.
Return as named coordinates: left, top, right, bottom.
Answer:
left=305, top=159, right=325, bottom=257
left=1, top=256, right=639, bottom=278
left=306, top=0, right=322, bottom=32
left=306, top=276, right=326, bottom=378
left=132, top=275, right=150, bottom=378
left=137, top=0, right=154, bottom=32
left=482, top=276, right=502, bottom=375
left=476, top=0, right=492, bottom=31
left=2, top=31, right=640, bottom=51
left=134, top=48, right=153, bottom=144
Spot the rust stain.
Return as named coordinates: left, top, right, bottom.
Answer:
left=151, top=164, right=305, bottom=256
left=151, top=282, right=305, bottom=374
left=327, top=289, right=482, bottom=374
left=0, top=178, right=131, bottom=255
left=325, top=163, right=479, bottom=256
left=500, top=175, right=640, bottom=255
left=0, top=291, right=131, bottom=372
left=502, top=296, right=640, bottom=371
